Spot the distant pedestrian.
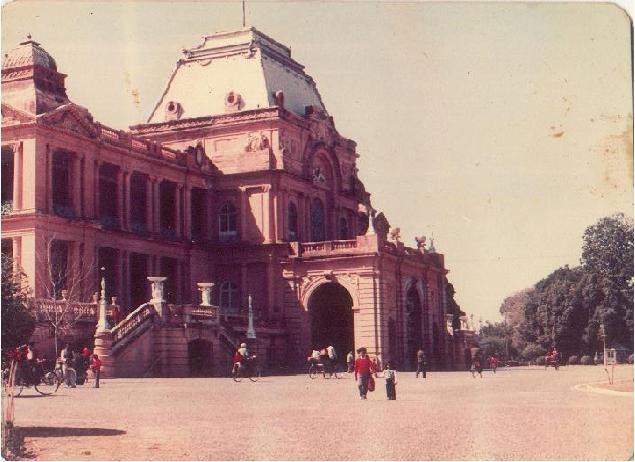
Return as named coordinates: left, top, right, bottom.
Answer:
left=488, top=355, right=499, bottom=373
left=354, top=347, right=375, bottom=400
left=346, top=351, right=354, bottom=373
left=90, top=354, right=102, bottom=388
left=470, top=345, right=483, bottom=378
left=60, top=344, right=76, bottom=388
left=326, top=345, right=337, bottom=376
left=384, top=361, right=397, bottom=400
left=416, top=349, right=427, bottom=378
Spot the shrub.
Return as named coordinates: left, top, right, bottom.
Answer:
left=568, top=355, right=579, bottom=365
left=521, top=344, right=544, bottom=361
left=535, top=356, right=546, bottom=366
left=628, top=354, right=634, bottom=364
left=580, top=355, right=594, bottom=365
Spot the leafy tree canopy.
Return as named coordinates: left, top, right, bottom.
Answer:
left=1, top=254, right=35, bottom=365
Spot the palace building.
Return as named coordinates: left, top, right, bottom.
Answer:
left=1, top=28, right=463, bottom=376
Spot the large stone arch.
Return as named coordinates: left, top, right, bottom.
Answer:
left=306, top=281, right=354, bottom=364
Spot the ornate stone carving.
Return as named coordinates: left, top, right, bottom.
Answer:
left=388, top=227, right=401, bottom=243
left=415, top=235, right=427, bottom=253
left=225, top=91, right=242, bottom=112
left=311, top=167, right=326, bottom=184
left=245, top=131, right=269, bottom=152
left=164, top=101, right=183, bottom=121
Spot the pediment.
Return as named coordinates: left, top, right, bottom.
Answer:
left=1, top=103, right=36, bottom=125
left=37, top=104, right=98, bottom=138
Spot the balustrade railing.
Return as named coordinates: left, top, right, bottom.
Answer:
left=111, top=303, right=155, bottom=344
left=299, top=239, right=358, bottom=256
left=33, top=299, right=117, bottom=320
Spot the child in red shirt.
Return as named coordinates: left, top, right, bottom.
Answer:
left=90, top=354, right=102, bottom=388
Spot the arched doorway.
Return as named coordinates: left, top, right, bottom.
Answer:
left=188, top=339, right=213, bottom=377
left=307, top=282, right=354, bottom=363
left=405, top=286, right=423, bottom=370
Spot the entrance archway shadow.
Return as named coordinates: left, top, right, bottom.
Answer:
left=19, top=426, right=126, bottom=437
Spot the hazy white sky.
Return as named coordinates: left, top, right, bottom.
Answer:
left=2, top=1, right=633, bottom=322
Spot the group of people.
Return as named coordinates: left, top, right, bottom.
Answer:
left=59, top=344, right=102, bottom=388
left=353, top=347, right=397, bottom=400
left=309, top=345, right=338, bottom=376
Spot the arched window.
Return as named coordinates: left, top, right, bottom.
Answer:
left=310, top=198, right=325, bottom=242
left=287, top=202, right=298, bottom=241
left=219, top=282, right=239, bottom=314
left=338, top=217, right=348, bottom=240
left=218, top=202, right=237, bottom=242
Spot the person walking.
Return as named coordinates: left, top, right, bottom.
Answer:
left=90, top=354, right=102, bottom=388
left=60, top=344, right=77, bottom=388
left=416, top=349, right=427, bottom=379
left=346, top=351, right=354, bottom=373
left=326, top=345, right=337, bottom=377
left=354, top=347, right=375, bottom=400
left=488, top=355, right=499, bottom=373
left=384, top=361, right=397, bottom=400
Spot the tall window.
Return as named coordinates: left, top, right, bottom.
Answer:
left=287, top=202, right=298, bottom=241
left=310, top=198, right=325, bottom=242
left=191, top=188, right=206, bottom=242
left=218, top=202, right=237, bottom=242
left=338, top=217, right=348, bottom=240
left=219, top=281, right=239, bottom=314
left=1, top=147, right=14, bottom=212
left=159, top=180, right=177, bottom=239
left=129, top=252, right=149, bottom=310
left=50, top=240, right=69, bottom=298
left=129, top=172, right=148, bottom=234
left=160, top=257, right=178, bottom=303
left=99, top=163, right=119, bottom=228
left=52, top=151, right=73, bottom=218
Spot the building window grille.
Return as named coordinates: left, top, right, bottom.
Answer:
left=338, top=217, right=348, bottom=240
left=129, top=172, right=148, bottom=234
left=310, top=198, right=325, bottom=242
left=219, top=281, right=239, bottom=314
left=218, top=202, right=237, bottom=242
left=191, top=188, right=206, bottom=242
left=52, top=151, right=74, bottom=218
left=159, top=180, right=177, bottom=239
left=49, top=240, right=69, bottom=299
left=287, top=202, right=298, bottom=241
left=99, top=163, right=119, bottom=228
left=1, top=147, right=14, bottom=214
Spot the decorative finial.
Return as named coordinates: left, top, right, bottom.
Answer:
left=242, top=1, right=246, bottom=27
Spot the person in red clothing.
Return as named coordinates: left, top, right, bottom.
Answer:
left=90, top=354, right=102, bottom=388
left=354, top=347, right=375, bottom=400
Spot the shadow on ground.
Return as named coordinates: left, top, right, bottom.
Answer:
left=19, top=426, right=126, bottom=437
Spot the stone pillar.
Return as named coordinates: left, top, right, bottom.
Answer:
left=12, top=142, right=22, bottom=210
left=148, top=276, right=167, bottom=320
left=183, top=186, right=192, bottom=240
left=94, top=273, right=114, bottom=377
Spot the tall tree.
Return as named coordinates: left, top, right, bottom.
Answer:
left=580, top=213, right=633, bottom=349
left=1, top=254, right=34, bottom=366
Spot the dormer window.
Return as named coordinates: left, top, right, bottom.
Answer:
left=287, top=202, right=298, bottom=241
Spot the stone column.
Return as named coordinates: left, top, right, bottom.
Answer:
left=239, top=187, right=248, bottom=240
left=148, top=276, right=167, bottom=320
left=12, top=142, right=22, bottom=210
left=183, top=186, right=192, bottom=240
left=94, top=273, right=114, bottom=377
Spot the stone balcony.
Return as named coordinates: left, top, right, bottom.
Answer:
left=289, top=234, right=380, bottom=259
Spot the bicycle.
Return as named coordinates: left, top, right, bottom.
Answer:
left=232, top=357, right=261, bottom=382
left=11, top=359, right=62, bottom=396
left=307, top=359, right=342, bottom=379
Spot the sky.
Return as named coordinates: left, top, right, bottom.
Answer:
left=2, top=0, right=633, bottom=323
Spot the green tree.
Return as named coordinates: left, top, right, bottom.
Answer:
left=1, top=254, right=34, bottom=366
left=580, top=213, right=633, bottom=349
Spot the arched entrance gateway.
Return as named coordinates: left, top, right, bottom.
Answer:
left=307, top=283, right=354, bottom=363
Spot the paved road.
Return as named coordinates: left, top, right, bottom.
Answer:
left=9, top=365, right=633, bottom=460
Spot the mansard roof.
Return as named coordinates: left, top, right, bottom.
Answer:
left=147, top=27, right=327, bottom=123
